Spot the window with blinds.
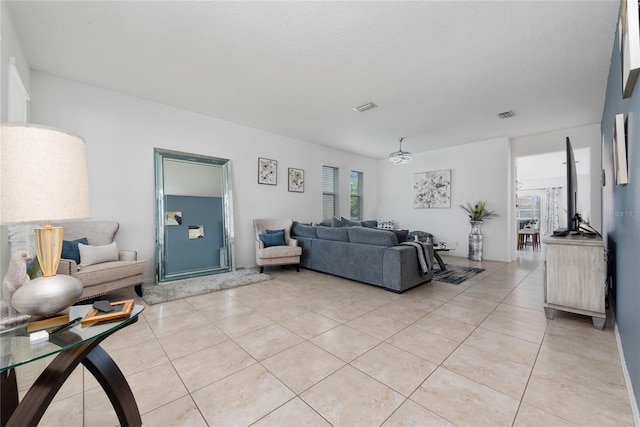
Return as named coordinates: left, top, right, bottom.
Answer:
left=350, top=170, right=363, bottom=220
left=322, top=165, right=339, bottom=220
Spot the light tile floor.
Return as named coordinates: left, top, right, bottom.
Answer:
left=17, top=251, right=636, bottom=426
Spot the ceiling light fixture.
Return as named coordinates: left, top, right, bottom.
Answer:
left=389, top=137, right=412, bottom=165
left=353, top=102, right=377, bottom=113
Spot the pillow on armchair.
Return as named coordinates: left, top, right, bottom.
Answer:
left=78, top=242, right=119, bottom=267
left=61, top=238, right=89, bottom=264
left=259, top=230, right=286, bottom=247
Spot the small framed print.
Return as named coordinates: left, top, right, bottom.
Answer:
left=80, top=299, right=134, bottom=325
left=258, top=157, right=277, bottom=185
left=288, top=168, right=304, bottom=192
left=165, top=211, right=182, bottom=226
left=188, top=225, right=205, bottom=239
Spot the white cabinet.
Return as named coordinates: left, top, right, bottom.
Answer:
left=543, top=234, right=606, bottom=329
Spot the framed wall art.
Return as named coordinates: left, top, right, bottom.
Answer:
left=165, top=211, right=182, bottom=226
left=614, top=113, right=629, bottom=185
left=620, top=0, right=640, bottom=98
left=288, top=168, right=304, bottom=192
left=413, top=169, right=451, bottom=208
left=258, top=157, right=277, bottom=185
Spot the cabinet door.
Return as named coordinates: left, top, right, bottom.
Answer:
left=546, top=243, right=605, bottom=313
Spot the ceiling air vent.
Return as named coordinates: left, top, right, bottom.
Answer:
left=497, top=110, right=515, bottom=119
left=353, top=102, right=377, bottom=113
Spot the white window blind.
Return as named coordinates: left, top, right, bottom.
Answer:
left=322, top=165, right=339, bottom=220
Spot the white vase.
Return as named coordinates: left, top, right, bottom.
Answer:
left=468, top=220, right=483, bottom=261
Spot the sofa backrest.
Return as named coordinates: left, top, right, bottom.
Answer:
left=58, top=221, right=119, bottom=246
left=291, top=222, right=318, bottom=239
left=348, top=226, right=398, bottom=247
left=316, top=226, right=350, bottom=242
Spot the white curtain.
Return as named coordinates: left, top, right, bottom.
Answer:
left=545, top=187, right=561, bottom=234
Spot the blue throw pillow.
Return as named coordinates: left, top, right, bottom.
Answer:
left=266, top=228, right=285, bottom=235
left=62, top=237, right=89, bottom=264
left=259, top=230, right=286, bottom=247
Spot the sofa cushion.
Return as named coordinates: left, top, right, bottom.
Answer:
left=392, top=229, right=409, bottom=243
left=62, top=237, right=88, bottom=264
left=348, top=227, right=398, bottom=247
left=258, top=245, right=302, bottom=259
left=317, top=219, right=332, bottom=227
left=361, top=220, right=378, bottom=228
left=331, top=217, right=347, bottom=228
left=291, top=222, right=318, bottom=238
left=72, top=260, right=146, bottom=287
left=341, top=217, right=362, bottom=227
left=79, top=242, right=119, bottom=267
left=259, top=231, right=286, bottom=247
left=316, top=226, right=350, bottom=242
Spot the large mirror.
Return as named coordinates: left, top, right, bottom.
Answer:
left=155, top=148, right=234, bottom=282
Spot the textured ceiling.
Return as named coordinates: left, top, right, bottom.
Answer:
left=6, top=1, right=620, bottom=159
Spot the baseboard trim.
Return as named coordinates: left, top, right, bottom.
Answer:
left=612, top=312, right=640, bottom=425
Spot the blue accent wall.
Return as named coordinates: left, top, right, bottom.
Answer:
left=165, top=195, right=224, bottom=274
left=601, top=17, right=640, bottom=411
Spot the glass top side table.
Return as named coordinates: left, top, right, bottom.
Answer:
left=0, top=304, right=144, bottom=427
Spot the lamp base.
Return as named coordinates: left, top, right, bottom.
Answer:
left=12, top=275, right=83, bottom=317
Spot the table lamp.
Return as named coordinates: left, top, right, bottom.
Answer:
left=1, top=123, right=90, bottom=316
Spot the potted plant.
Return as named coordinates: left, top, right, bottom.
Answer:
left=460, top=201, right=496, bottom=261
left=460, top=201, right=496, bottom=221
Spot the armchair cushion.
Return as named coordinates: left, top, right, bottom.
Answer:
left=259, top=231, right=286, bottom=247
left=78, top=242, right=119, bottom=267
left=62, top=238, right=88, bottom=264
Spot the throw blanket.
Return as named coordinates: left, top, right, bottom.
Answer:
left=400, top=242, right=432, bottom=274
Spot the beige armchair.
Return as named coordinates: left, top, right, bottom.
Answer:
left=253, top=218, right=302, bottom=273
left=56, top=221, right=146, bottom=300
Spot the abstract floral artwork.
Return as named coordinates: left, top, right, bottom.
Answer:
left=258, top=157, right=277, bottom=185
left=288, top=168, right=304, bottom=192
left=413, top=169, right=451, bottom=208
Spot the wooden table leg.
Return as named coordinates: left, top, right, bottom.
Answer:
left=1, top=369, right=19, bottom=426
left=434, top=252, right=447, bottom=270
left=3, top=318, right=140, bottom=427
left=83, top=346, right=141, bottom=426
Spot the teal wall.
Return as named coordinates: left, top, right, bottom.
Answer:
left=601, top=13, right=640, bottom=411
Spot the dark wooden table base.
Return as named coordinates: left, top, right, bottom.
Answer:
left=1, top=317, right=141, bottom=427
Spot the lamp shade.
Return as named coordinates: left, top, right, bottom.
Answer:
left=1, top=123, right=90, bottom=225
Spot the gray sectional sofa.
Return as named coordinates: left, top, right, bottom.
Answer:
left=291, top=223, right=434, bottom=293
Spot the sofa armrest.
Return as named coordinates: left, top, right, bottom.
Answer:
left=57, top=258, right=79, bottom=275
left=118, top=250, right=138, bottom=262
left=288, top=237, right=299, bottom=247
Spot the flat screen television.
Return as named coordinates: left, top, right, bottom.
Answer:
left=554, top=137, right=578, bottom=235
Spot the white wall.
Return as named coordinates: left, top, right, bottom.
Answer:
left=512, top=124, right=602, bottom=232
left=1, top=2, right=31, bottom=283
left=30, top=72, right=379, bottom=282
left=377, top=138, right=513, bottom=262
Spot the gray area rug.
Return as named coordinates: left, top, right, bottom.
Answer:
left=432, top=265, right=485, bottom=285
left=142, top=269, right=271, bottom=305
